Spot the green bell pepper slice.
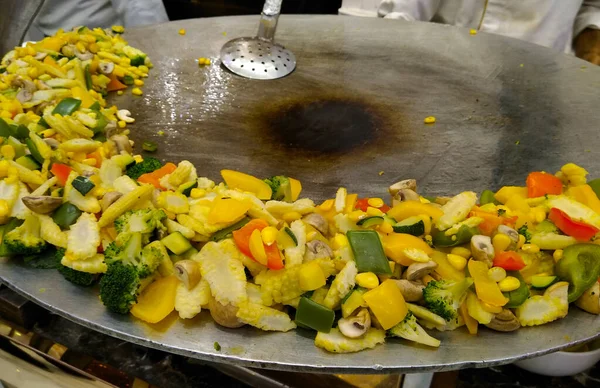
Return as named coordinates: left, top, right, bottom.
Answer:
left=25, top=138, right=45, bottom=164
left=587, top=178, right=600, bottom=200
left=52, top=98, right=82, bottom=116
left=432, top=225, right=479, bottom=247
left=210, top=217, right=251, bottom=242
left=294, top=297, right=335, bottom=333
left=502, top=271, right=530, bottom=308
left=480, top=190, right=500, bottom=205
left=347, top=230, right=392, bottom=275
left=0, top=118, right=12, bottom=137
left=52, top=202, right=83, bottom=230
left=84, top=64, right=93, bottom=90
left=555, top=243, right=600, bottom=303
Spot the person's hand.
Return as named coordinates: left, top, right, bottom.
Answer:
left=575, top=28, right=600, bottom=65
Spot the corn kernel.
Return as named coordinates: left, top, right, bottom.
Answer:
left=0, top=145, right=15, bottom=160
left=112, top=25, right=125, bottom=33
left=179, top=29, right=186, bottom=35
left=379, top=221, right=394, bottom=234
left=470, top=29, right=478, bottom=35
left=447, top=253, right=467, bottom=270
left=249, top=229, right=267, bottom=266
left=5, top=174, right=18, bottom=184
left=0, top=199, right=9, bottom=216
left=348, top=210, right=366, bottom=222
left=82, top=158, right=97, bottom=166
left=521, top=243, right=540, bottom=253
left=424, top=116, right=436, bottom=124
left=117, top=120, right=126, bottom=128
left=0, top=160, right=9, bottom=176
left=134, top=79, right=144, bottom=87
left=553, top=249, right=563, bottom=263
left=492, top=233, right=512, bottom=252
left=132, top=87, right=143, bottom=96
left=367, top=197, right=384, bottom=208
left=450, top=246, right=471, bottom=259
left=157, top=130, right=165, bottom=136
left=366, top=206, right=384, bottom=217
left=75, top=42, right=87, bottom=54
left=355, top=272, right=380, bottom=289
left=132, top=154, right=143, bottom=163
left=139, top=65, right=149, bottom=73
left=498, top=276, right=520, bottom=292
left=488, top=267, right=507, bottom=283
left=117, top=90, right=124, bottom=96
left=27, top=67, right=39, bottom=79
left=282, top=211, right=302, bottom=223
left=298, top=261, right=326, bottom=291
left=422, top=274, right=435, bottom=285
left=517, top=234, right=526, bottom=249
left=332, top=233, right=349, bottom=249
left=260, top=226, right=278, bottom=246
left=190, top=188, right=206, bottom=199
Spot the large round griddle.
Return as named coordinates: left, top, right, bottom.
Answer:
left=2, top=15, right=600, bottom=373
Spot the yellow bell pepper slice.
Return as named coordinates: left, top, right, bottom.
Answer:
left=131, top=275, right=179, bottom=324
left=71, top=86, right=96, bottom=109
left=494, top=186, right=527, bottom=204
left=386, top=201, right=444, bottom=223
left=567, top=184, right=600, bottom=215
left=468, top=259, right=509, bottom=307
left=344, top=193, right=358, bottom=213
left=221, top=169, right=272, bottom=200
left=459, top=301, right=478, bottom=334
left=298, top=261, right=326, bottom=291
left=208, top=197, right=250, bottom=224
left=382, top=233, right=433, bottom=266
left=289, top=177, right=302, bottom=201
left=363, top=279, right=407, bottom=330
left=40, top=37, right=64, bottom=52
left=430, top=251, right=465, bottom=281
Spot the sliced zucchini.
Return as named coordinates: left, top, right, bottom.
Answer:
left=210, top=217, right=251, bottom=242
left=535, top=220, right=559, bottom=234
left=72, top=176, right=95, bottom=196
left=276, top=226, right=298, bottom=249
left=392, top=216, right=425, bottom=236
left=25, top=138, right=44, bottom=164
left=161, top=231, right=193, bottom=255
left=15, top=155, right=41, bottom=170
left=177, top=181, right=198, bottom=196
left=531, top=275, right=558, bottom=289
left=112, top=154, right=136, bottom=169
left=357, top=216, right=384, bottom=228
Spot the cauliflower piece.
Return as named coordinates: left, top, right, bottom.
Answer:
left=113, top=175, right=138, bottom=194
left=38, top=214, right=68, bottom=248
left=246, top=283, right=263, bottom=304
left=179, top=204, right=234, bottom=237
left=67, top=213, right=100, bottom=260
left=254, top=258, right=336, bottom=306
left=175, top=278, right=211, bottom=319
left=61, top=253, right=107, bottom=274
left=9, top=182, right=31, bottom=219
left=99, top=159, right=122, bottom=189
left=236, top=302, right=296, bottom=332
left=193, top=239, right=247, bottom=306
left=315, top=328, right=385, bottom=353
left=265, top=198, right=315, bottom=216
left=322, top=261, right=357, bottom=309
left=196, top=177, right=215, bottom=190
left=333, top=214, right=358, bottom=234
left=436, top=191, right=477, bottom=231
left=284, top=220, right=306, bottom=267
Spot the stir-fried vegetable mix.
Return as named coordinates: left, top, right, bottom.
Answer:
left=2, top=28, right=600, bottom=355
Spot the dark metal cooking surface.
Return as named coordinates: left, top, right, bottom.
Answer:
left=1, top=15, right=600, bottom=373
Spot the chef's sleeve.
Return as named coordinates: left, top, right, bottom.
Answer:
left=111, top=0, right=169, bottom=27
left=574, top=0, right=600, bottom=37
left=378, top=0, right=442, bottom=21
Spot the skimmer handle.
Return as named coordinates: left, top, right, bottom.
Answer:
left=257, top=0, right=282, bottom=41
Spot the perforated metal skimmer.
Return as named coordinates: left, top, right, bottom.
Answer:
left=220, top=0, right=296, bottom=80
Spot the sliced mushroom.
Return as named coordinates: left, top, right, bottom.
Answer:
left=302, top=213, right=328, bottom=235
left=75, top=49, right=94, bottom=61
left=389, top=179, right=417, bottom=196
left=110, top=134, right=133, bottom=155
left=22, top=196, right=63, bottom=214
left=208, top=297, right=245, bottom=328
left=101, top=191, right=123, bottom=211
left=61, top=44, right=76, bottom=57
left=575, top=281, right=599, bottom=315
left=495, top=225, right=519, bottom=249
left=485, top=309, right=521, bottom=332
left=338, top=308, right=371, bottom=338
left=37, top=80, right=50, bottom=90
left=391, top=188, right=420, bottom=206
left=470, top=235, right=495, bottom=268
left=34, top=52, right=48, bottom=61
left=98, top=61, right=114, bottom=75
left=12, top=77, right=36, bottom=104
left=393, top=279, right=425, bottom=302
left=174, top=260, right=201, bottom=290
left=405, top=261, right=438, bottom=281
left=105, top=121, right=119, bottom=138
left=16, top=89, right=32, bottom=103
left=43, top=138, right=61, bottom=149
left=304, top=240, right=333, bottom=261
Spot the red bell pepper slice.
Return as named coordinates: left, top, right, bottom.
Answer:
left=232, top=219, right=284, bottom=270
left=526, top=172, right=563, bottom=198
left=50, top=163, right=72, bottom=186
left=355, top=198, right=390, bottom=213
left=493, top=251, right=526, bottom=271
left=548, top=207, right=599, bottom=241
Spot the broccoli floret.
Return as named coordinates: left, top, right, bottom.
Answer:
left=114, top=209, right=166, bottom=244
left=55, top=248, right=97, bottom=286
left=264, top=176, right=292, bottom=201
left=125, top=157, right=162, bottom=180
left=99, top=261, right=141, bottom=314
left=4, top=215, right=47, bottom=255
left=388, top=312, right=441, bottom=348
left=518, top=224, right=532, bottom=243
left=422, top=278, right=474, bottom=322
left=105, top=233, right=164, bottom=278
